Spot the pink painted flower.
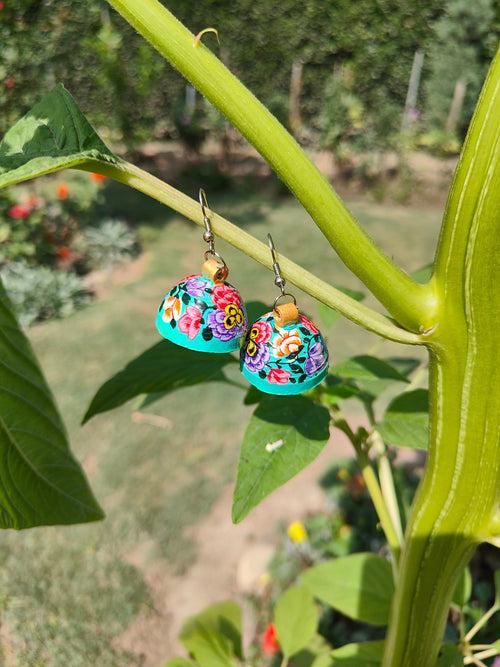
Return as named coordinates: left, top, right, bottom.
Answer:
left=268, top=368, right=291, bottom=384
left=161, top=295, right=182, bottom=323
left=8, top=204, right=31, bottom=219
left=299, top=314, right=319, bottom=334
left=261, top=623, right=280, bottom=656
left=250, top=320, right=272, bottom=344
left=273, top=328, right=302, bottom=357
left=212, top=283, right=241, bottom=310
left=178, top=306, right=202, bottom=340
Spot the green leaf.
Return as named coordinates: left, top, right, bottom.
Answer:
left=495, top=569, right=500, bottom=606
left=317, top=287, right=365, bottom=327
left=293, top=635, right=335, bottom=667
left=179, top=601, right=242, bottom=667
left=274, top=585, right=318, bottom=658
left=411, top=263, right=433, bottom=284
left=83, top=340, right=236, bottom=423
left=163, top=660, right=198, bottom=667
left=434, top=644, right=462, bottom=667
left=333, top=355, right=409, bottom=395
left=301, top=553, right=394, bottom=626
left=232, top=396, right=330, bottom=523
left=0, top=282, right=103, bottom=528
left=451, top=567, right=472, bottom=608
left=0, top=84, right=120, bottom=189
left=243, top=385, right=267, bottom=405
left=377, top=389, right=429, bottom=450
left=331, top=641, right=384, bottom=666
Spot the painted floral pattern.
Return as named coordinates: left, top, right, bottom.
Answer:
left=158, top=274, right=247, bottom=346
left=240, top=311, right=329, bottom=387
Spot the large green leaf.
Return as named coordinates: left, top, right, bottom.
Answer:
left=301, top=553, right=394, bottom=626
left=0, top=283, right=103, bottom=528
left=83, top=340, right=237, bottom=423
left=333, top=355, right=409, bottom=398
left=451, top=567, right=472, bottom=609
left=331, top=641, right=384, bottom=666
left=274, top=585, right=318, bottom=658
left=232, top=396, right=330, bottom=523
left=434, top=644, right=462, bottom=667
left=179, top=601, right=242, bottom=667
left=0, top=84, right=120, bottom=188
left=377, top=389, right=429, bottom=450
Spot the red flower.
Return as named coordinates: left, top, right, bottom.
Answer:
left=4, top=78, right=15, bottom=89
left=261, top=623, right=280, bottom=656
left=212, top=283, right=241, bottom=310
left=56, top=246, right=72, bottom=261
left=0, top=3, right=5, bottom=11
left=57, top=183, right=69, bottom=200
left=8, top=204, right=31, bottom=219
left=299, top=314, right=319, bottom=334
left=250, top=320, right=272, bottom=344
left=268, top=368, right=291, bottom=385
left=178, top=306, right=202, bottom=340
left=90, top=172, right=107, bottom=182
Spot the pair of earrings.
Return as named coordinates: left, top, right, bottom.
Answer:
left=156, top=190, right=329, bottom=396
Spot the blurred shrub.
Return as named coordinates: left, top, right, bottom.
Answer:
left=425, top=0, right=498, bottom=137
left=1, top=261, right=91, bottom=326
left=0, top=173, right=104, bottom=267
left=78, top=219, right=137, bottom=270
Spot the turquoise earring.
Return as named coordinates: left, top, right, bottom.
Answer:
left=240, top=234, right=329, bottom=395
left=156, top=189, right=248, bottom=353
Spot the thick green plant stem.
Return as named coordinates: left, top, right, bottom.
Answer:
left=80, top=161, right=423, bottom=346
left=105, top=0, right=437, bottom=333
left=382, top=50, right=500, bottom=667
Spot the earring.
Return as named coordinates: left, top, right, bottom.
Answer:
left=156, top=189, right=248, bottom=353
left=240, top=234, right=329, bottom=395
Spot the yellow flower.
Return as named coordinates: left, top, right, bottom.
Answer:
left=287, top=520, right=308, bottom=544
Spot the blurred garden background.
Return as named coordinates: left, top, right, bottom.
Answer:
left=0, top=1, right=499, bottom=665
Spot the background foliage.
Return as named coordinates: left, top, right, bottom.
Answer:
left=1, top=0, right=498, bottom=150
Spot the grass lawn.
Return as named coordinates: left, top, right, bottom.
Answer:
left=0, top=184, right=442, bottom=666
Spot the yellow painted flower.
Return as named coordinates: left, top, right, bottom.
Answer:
left=287, top=520, right=308, bottom=543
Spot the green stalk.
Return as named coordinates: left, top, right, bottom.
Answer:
left=105, top=0, right=437, bottom=333
left=382, top=50, right=500, bottom=667
left=80, top=161, right=423, bottom=346
left=333, top=417, right=401, bottom=566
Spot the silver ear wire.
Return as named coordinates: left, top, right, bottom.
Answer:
left=199, top=188, right=228, bottom=272
left=267, top=234, right=297, bottom=310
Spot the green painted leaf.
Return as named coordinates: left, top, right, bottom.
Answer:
left=179, top=601, right=242, bottom=667
left=302, top=553, right=394, bottom=626
left=275, top=585, right=318, bottom=658
left=232, top=396, right=330, bottom=523
left=317, top=287, right=365, bottom=327
left=434, top=644, right=462, bottom=667
left=333, top=355, right=409, bottom=394
left=0, top=84, right=120, bottom=189
left=83, top=340, right=236, bottom=422
left=0, top=282, right=103, bottom=528
left=331, top=641, right=384, bottom=666
left=377, top=389, right=429, bottom=450
left=451, top=567, right=472, bottom=608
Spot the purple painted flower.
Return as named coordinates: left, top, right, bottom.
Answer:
left=243, top=343, right=270, bottom=372
left=186, top=276, right=209, bottom=297
left=209, top=308, right=245, bottom=341
left=305, top=341, right=326, bottom=375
